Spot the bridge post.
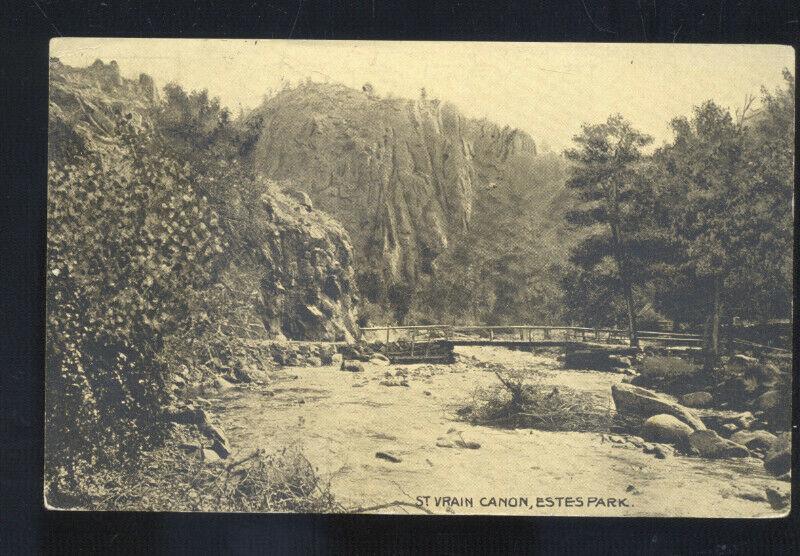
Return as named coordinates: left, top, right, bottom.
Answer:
left=489, top=329, right=494, bottom=342
left=385, top=326, right=390, bottom=357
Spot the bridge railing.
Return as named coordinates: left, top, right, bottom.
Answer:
left=358, top=324, right=703, bottom=347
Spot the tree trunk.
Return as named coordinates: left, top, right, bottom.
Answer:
left=623, top=280, right=639, bottom=347
left=710, top=274, right=722, bottom=357
left=610, top=223, right=638, bottom=347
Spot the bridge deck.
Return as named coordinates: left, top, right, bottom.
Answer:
left=440, top=339, right=641, bottom=354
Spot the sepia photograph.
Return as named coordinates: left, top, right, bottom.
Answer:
left=45, top=39, right=793, bottom=517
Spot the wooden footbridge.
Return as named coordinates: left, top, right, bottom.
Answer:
left=357, top=324, right=703, bottom=363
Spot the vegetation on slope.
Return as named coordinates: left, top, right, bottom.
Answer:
left=46, top=59, right=355, bottom=508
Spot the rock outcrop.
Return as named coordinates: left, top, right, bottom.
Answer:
left=241, top=82, right=574, bottom=317
left=244, top=83, right=481, bottom=285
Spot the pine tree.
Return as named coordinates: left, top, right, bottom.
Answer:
left=564, top=115, right=653, bottom=344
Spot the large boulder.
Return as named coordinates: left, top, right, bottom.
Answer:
left=754, top=389, right=780, bottom=412
left=680, top=391, right=713, bottom=408
left=764, top=432, right=791, bottom=476
left=687, top=430, right=749, bottom=459
left=611, top=383, right=706, bottom=430
left=642, top=414, right=694, bottom=444
left=694, top=409, right=756, bottom=433
left=729, top=430, right=778, bottom=451
left=727, top=354, right=759, bottom=373
left=203, top=424, right=231, bottom=458
left=341, top=360, right=365, bottom=373
left=369, top=354, right=391, bottom=366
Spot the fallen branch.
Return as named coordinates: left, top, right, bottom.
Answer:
left=225, top=448, right=265, bottom=471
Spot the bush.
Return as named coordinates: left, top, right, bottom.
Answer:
left=46, top=445, right=340, bottom=513
left=461, top=371, right=616, bottom=432
left=46, top=115, right=228, bottom=471
left=636, top=355, right=701, bottom=382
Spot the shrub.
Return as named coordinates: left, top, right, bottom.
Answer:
left=461, top=371, right=616, bottom=432
left=636, top=355, right=700, bottom=381
left=46, top=445, right=340, bottom=513
left=46, top=115, right=228, bottom=471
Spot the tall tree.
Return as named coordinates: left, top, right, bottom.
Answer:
left=652, top=76, right=793, bottom=358
left=654, top=102, right=743, bottom=357
left=564, top=115, right=653, bottom=345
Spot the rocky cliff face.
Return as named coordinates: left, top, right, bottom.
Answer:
left=242, top=83, right=536, bottom=285
left=48, top=59, right=358, bottom=341
left=250, top=187, right=358, bottom=341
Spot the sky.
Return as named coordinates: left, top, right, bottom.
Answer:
left=51, top=39, right=794, bottom=152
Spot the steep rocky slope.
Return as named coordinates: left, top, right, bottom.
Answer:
left=242, top=82, right=576, bottom=317
left=48, top=59, right=358, bottom=341
left=243, top=83, right=477, bottom=283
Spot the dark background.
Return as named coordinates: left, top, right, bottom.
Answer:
left=2, top=0, right=798, bottom=553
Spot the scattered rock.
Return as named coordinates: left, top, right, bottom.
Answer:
left=331, top=353, right=343, bottom=366
left=653, top=445, right=672, bottom=459
left=164, top=405, right=208, bottom=426
left=436, top=428, right=481, bottom=449
left=695, top=409, right=755, bottom=433
left=611, top=383, right=706, bottom=430
left=680, top=391, right=713, bottom=408
left=642, top=414, right=694, bottom=444
left=204, top=424, right=231, bottom=458
left=233, top=366, right=254, bottom=383
left=777, top=472, right=791, bottom=482
left=765, top=487, right=790, bottom=510
left=626, top=435, right=645, bottom=448
left=754, top=390, right=780, bottom=412
left=730, top=430, right=777, bottom=451
left=201, top=448, right=221, bottom=463
left=727, top=354, right=759, bottom=372
left=375, top=451, right=402, bottom=463
left=423, top=390, right=431, bottom=396
left=341, top=360, right=365, bottom=373
left=214, top=376, right=236, bottom=392
left=379, top=379, right=409, bottom=387
left=688, top=430, right=749, bottom=459
left=734, top=412, right=756, bottom=430
left=306, top=356, right=323, bottom=367
left=608, top=355, right=633, bottom=368
left=642, top=442, right=673, bottom=459
left=178, top=442, right=202, bottom=454
left=734, top=487, right=767, bottom=502
left=764, top=432, right=791, bottom=476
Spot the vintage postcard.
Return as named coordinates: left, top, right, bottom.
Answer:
left=45, top=39, right=793, bottom=516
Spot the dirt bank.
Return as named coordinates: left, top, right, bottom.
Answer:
left=210, top=346, right=788, bottom=516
